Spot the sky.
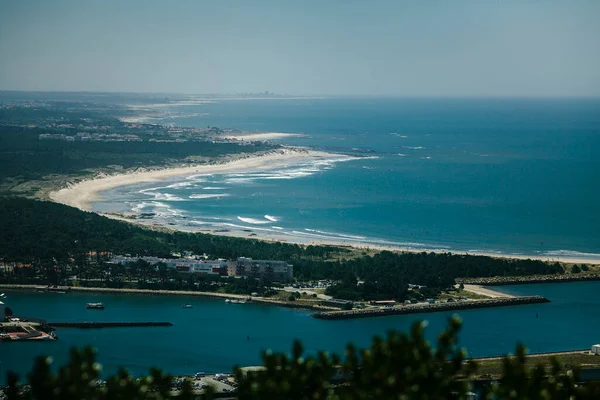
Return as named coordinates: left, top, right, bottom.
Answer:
left=1, top=0, right=599, bottom=96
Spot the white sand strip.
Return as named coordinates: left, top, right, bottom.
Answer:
left=463, top=284, right=515, bottom=298
left=49, top=149, right=346, bottom=211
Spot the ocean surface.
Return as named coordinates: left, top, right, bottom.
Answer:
left=94, top=98, right=600, bottom=258
left=2, top=282, right=600, bottom=382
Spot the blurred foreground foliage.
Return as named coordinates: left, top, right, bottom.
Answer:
left=5, top=317, right=600, bottom=399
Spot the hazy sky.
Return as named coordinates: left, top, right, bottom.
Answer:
left=1, top=0, right=599, bottom=96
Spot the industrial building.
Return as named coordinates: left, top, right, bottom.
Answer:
left=227, top=257, right=293, bottom=282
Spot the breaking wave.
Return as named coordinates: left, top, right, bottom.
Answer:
left=237, top=216, right=272, bottom=225
left=189, top=193, right=230, bottom=199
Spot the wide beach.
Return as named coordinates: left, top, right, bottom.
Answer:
left=49, top=148, right=346, bottom=211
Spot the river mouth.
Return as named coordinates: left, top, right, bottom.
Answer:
left=1, top=281, right=599, bottom=383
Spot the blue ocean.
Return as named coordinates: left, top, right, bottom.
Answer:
left=95, top=98, right=600, bottom=257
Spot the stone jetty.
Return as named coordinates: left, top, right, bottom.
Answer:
left=312, top=296, right=549, bottom=320
left=457, top=274, right=600, bottom=286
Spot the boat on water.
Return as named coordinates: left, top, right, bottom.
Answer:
left=86, top=303, right=105, bottom=309
left=182, top=304, right=193, bottom=308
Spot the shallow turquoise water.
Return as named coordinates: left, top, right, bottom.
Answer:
left=2, top=282, right=600, bottom=382
left=95, top=98, right=600, bottom=257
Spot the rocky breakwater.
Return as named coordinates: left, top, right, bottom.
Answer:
left=312, top=296, right=550, bottom=320
left=457, top=274, right=600, bottom=286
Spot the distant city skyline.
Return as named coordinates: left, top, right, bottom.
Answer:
left=1, top=0, right=599, bottom=96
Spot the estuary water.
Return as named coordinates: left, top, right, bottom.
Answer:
left=2, top=282, right=600, bottom=382
left=94, top=98, right=600, bottom=258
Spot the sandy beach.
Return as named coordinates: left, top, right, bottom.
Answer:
left=462, top=284, right=515, bottom=298
left=49, top=148, right=347, bottom=211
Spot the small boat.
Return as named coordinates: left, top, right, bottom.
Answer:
left=86, top=303, right=105, bottom=309
left=182, top=304, right=193, bottom=308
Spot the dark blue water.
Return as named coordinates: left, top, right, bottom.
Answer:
left=95, top=98, right=600, bottom=257
left=2, top=282, right=600, bottom=382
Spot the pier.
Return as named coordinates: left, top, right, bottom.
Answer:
left=48, top=321, right=173, bottom=329
left=312, top=296, right=550, bottom=320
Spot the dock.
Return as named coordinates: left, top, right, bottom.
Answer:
left=312, top=296, right=550, bottom=320
left=48, top=321, right=173, bottom=328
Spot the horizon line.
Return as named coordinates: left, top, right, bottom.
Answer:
left=1, top=89, right=599, bottom=100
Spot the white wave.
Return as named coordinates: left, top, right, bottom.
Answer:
left=543, top=250, right=600, bottom=259
left=221, top=223, right=277, bottom=232
left=237, top=216, right=272, bottom=225
left=313, top=229, right=367, bottom=240
left=403, top=146, right=426, bottom=150
left=264, top=215, right=279, bottom=222
left=189, top=193, right=230, bottom=199
left=390, top=133, right=408, bottom=138
left=147, top=192, right=187, bottom=201
left=185, top=174, right=213, bottom=180
left=397, top=153, right=407, bottom=157
left=198, top=216, right=232, bottom=221
left=225, top=177, right=257, bottom=184
left=262, top=175, right=296, bottom=180
left=421, top=156, right=432, bottom=160
left=166, top=181, right=195, bottom=189
left=271, top=226, right=284, bottom=230
left=131, top=202, right=155, bottom=212
left=150, top=202, right=183, bottom=217
left=203, top=187, right=227, bottom=190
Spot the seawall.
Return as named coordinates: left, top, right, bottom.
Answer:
left=312, top=296, right=550, bottom=320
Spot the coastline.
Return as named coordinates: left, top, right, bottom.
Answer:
left=49, top=148, right=348, bottom=211
left=45, top=145, right=600, bottom=266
